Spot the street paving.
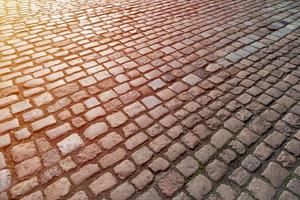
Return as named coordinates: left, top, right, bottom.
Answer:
left=0, top=0, right=300, bottom=199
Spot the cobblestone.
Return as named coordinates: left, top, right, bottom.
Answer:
left=89, top=173, right=117, bottom=196
left=114, top=159, right=136, bottom=179
left=1, top=0, right=299, bottom=199
left=176, top=156, right=199, bottom=177
left=149, top=157, right=169, bottom=173
left=15, top=157, right=42, bottom=179
left=187, top=174, right=212, bottom=199
left=125, top=132, right=148, bottom=150
left=11, top=142, right=37, bottom=162
left=0, top=118, right=19, bottom=134
left=71, top=164, right=99, bottom=185
left=229, top=167, right=250, bottom=186
left=23, top=109, right=44, bottom=122
left=106, top=111, right=128, bottom=127
left=287, top=178, right=300, bottom=196
left=262, top=162, right=289, bottom=187
left=165, top=143, right=186, bottom=161
left=158, top=171, right=184, bottom=197
left=195, top=144, right=217, bottom=164
left=110, top=182, right=135, bottom=200
left=219, top=148, right=236, bottom=163
left=10, top=176, right=38, bottom=198
left=83, top=122, right=108, bottom=140
left=45, top=123, right=72, bottom=139
left=44, top=177, right=71, bottom=200
left=57, top=134, right=84, bottom=155
left=247, top=178, right=276, bottom=200
left=211, top=129, right=233, bottom=149
left=99, top=148, right=126, bottom=169
left=132, top=147, right=153, bottom=165
left=136, top=188, right=161, bottom=200
left=132, top=169, right=154, bottom=190
left=0, top=169, right=11, bottom=192
left=216, top=184, right=237, bottom=200
left=206, top=159, right=227, bottom=181
left=31, top=115, right=56, bottom=132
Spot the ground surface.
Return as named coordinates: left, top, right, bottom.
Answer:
left=0, top=0, right=300, bottom=199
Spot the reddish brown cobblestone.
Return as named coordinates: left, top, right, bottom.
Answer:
left=0, top=0, right=300, bottom=199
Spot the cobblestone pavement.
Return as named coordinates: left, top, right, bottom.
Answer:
left=0, top=0, right=300, bottom=199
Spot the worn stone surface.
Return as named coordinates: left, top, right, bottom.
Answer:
left=57, top=134, right=84, bottom=155
left=158, top=171, right=184, bottom=197
left=89, top=172, right=117, bottom=196
left=110, top=182, right=135, bottom=200
left=247, top=178, right=276, bottom=200
left=0, top=169, right=11, bottom=193
left=44, top=177, right=71, bottom=200
left=1, top=0, right=300, bottom=199
left=187, top=174, right=212, bottom=199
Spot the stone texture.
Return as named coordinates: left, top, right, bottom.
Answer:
left=99, top=148, right=126, bottom=168
left=247, top=178, right=276, bottom=200
left=187, top=174, right=212, bottom=199
left=83, top=122, right=108, bottom=140
left=106, top=111, right=128, bottom=127
left=1, top=1, right=299, bottom=199
left=136, top=188, right=162, bottom=200
left=71, top=164, right=99, bottom=185
left=242, top=155, right=261, bottom=172
left=110, top=182, right=135, bottom=200
left=229, top=167, right=250, bottom=186
left=10, top=176, right=38, bottom=198
left=176, top=156, right=199, bottom=177
left=11, top=142, right=37, bottom=162
left=44, top=177, right=71, bottom=200
left=57, top=134, right=84, bottom=155
left=15, top=157, right=42, bottom=179
left=68, top=191, right=89, bottom=200
left=195, top=144, right=217, bottom=164
left=125, top=132, right=148, bottom=150
left=206, top=159, right=227, bottom=181
left=149, top=157, right=169, bottom=173
left=210, top=129, right=232, bottom=149
left=113, top=159, right=136, bottom=179
left=0, top=169, right=11, bottom=192
left=45, top=123, right=72, bottom=139
left=74, top=143, right=101, bottom=164
left=132, top=147, right=153, bottom=165
left=132, top=169, right=154, bottom=190
left=262, top=162, right=289, bottom=187
left=158, top=171, right=184, bottom=197
left=89, top=172, right=117, bottom=196
left=99, top=132, right=123, bottom=150
left=287, top=178, right=300, bottom=196
left=31, top=115, right=56, bottom=131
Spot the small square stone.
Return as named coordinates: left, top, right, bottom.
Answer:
left=141, top=96, right=161, bottom=109
left=224, top=117, right=245, bottom=133
left=247, top=178, right=276, bottom=200
left=253, top=143, right=273, bottom=160
left=205, top=159, right=227, bottom=181
left=113, top=159, right=136, bottom=179
left=182, top=74, right=202, bottom=86
left=262, top=162, right=289, bottom=187
left=106, top=111, right=128, bottom=127
left=176, top=156, right=199, bottom=177
left=132, top=146, right=153, bottom=165
left=229, top=167, right=250, bottom=186
left=158, top=171, right=184, bottom=197
left=242, top=154, right=261, bottom=172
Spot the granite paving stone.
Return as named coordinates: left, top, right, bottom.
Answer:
left=0, top=0, right=299, bottom=199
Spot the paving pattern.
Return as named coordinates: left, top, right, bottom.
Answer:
left=0, top=0, right=300, bottom=199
